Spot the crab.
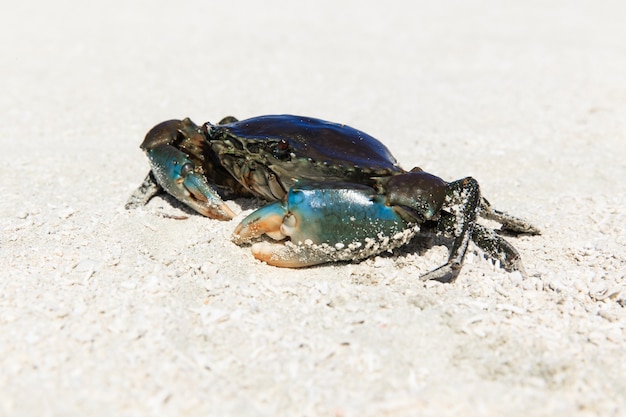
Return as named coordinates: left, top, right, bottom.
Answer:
left=127, top=114, right=539, bottom=282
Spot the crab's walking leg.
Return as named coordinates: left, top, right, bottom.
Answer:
left=471, top=224, right=527, bottom=276
left=420, top=177, right=481, bottom=283
left=125, top=171, right=162, bottom=210
left=479, top=198, right=541, bottom=235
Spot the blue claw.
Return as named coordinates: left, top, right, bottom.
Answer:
left=232, top=182, right=420, bottom=267
left=147, top=145, right=235, bottom=220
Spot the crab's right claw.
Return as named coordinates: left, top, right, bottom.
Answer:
left=232, top=199, right=321, bottom=267
left=145, top=144, right=235, bottom=220
left=232, top=183, right=419, bottom=268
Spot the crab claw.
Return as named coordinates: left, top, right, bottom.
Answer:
left=231, top=200, right=289, bottom=243
left=233, top=182, right=420, bottom=267
left=146, top=144, right=235, bottom=220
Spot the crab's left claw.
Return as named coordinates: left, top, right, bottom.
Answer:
left=134, top=119, right=236, bottom=220
left=233, top=182, right=419, bottom=267
left=145, top=144, right=235, bottom=220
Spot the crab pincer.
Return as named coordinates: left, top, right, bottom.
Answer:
left=139, top=120, right=236, bottom=220
left=232, top=182, right=420, bottom=268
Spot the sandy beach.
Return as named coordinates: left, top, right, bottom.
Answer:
left=1, top=1, right=625, bottom=415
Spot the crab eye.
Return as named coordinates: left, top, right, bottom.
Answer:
left=202, top=122, right=217, bottom=137
left=277, top=139, right=289, bottom=151
left=180, top=162, right=194, bottom=177
left=273, top=139, right=290, bottom=159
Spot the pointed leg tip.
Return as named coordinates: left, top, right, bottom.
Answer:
left=420, top=262, right=462, bottom=283
left=506, top=257, right=528, bottom=279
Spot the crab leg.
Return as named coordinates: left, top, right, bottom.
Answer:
left=419, top=177, right=481, bottom=283
left=471, top=223, right=527, bottom=276
left=125, top=171, right=163, bottom=210
left=479, top=198, right=541, bottom=235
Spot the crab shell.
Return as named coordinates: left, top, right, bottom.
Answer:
left=204, top=115, right=406, bottom=201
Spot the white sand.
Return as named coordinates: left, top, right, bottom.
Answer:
left=2, top=1, right=625, bottom=416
